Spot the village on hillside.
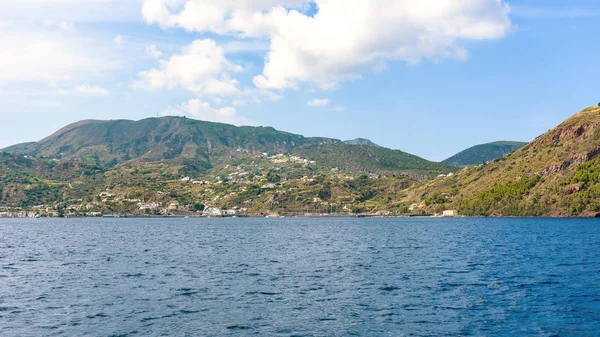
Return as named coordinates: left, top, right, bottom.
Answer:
left=1, top=151, right=461, bottom=219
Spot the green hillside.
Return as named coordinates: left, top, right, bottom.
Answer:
left=442, top=141, right=526, bottom=167
left=3, top=117, right=334, bottom=168
left=343, top=138, right=382, bottom=147
left=4, top=107, right=600, bottom=217
left=293, top=143, right=455, bottom=179
left=2, top=117, right=452, bottom=177
left=0, top=149, right=418, bottom=215
left=0, top=152, right=105, bottom=207
left=0, top=117, right=456, bottom=214
left=408, top=106, right=600, bottom=217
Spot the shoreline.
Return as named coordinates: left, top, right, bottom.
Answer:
left=0, top=214, right=597, bottom=219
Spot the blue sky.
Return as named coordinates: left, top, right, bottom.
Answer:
left=1, top=0, right=599, bottom=161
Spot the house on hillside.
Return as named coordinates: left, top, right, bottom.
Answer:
left=443, top=210, right=458, bottom=217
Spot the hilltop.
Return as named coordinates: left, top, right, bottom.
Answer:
left=2, top=117, right=453, bottom=177
left=343, top=138, right=382, bottom=148
left=442, top=141, right=527, bottom=167
left=3, top=117, right=332, bottom=168
left=407, top=106, right=600, bottom=217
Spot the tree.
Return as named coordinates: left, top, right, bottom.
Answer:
left=266, top=171, right=281, bottom=183
left=318, top=188, right=331, bottom=200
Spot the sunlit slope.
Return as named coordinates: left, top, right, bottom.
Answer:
left=408, top=106, right=600, bottom=216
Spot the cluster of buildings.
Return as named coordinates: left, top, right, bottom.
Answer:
left=0, top=211, right=43, bottom=218
left=267, top=153, right=315, bottom=165
left=0, top=210, right=102, bottom=218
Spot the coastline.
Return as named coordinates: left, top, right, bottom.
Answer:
left=1, top=214, right=596, bottom=219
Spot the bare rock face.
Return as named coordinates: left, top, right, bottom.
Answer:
left=540, top=148, right=600, bottom=177
left=564, top=183, right=583, bottom=195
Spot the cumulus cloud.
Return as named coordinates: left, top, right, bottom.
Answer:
left=161, top=99, right=257, bottom=126
left=307, top=98, right=330, bottom=107
left=133, top=39, right=244, bottom=96
left=143, top=0, right=512, bottom=90
left=145, top=44, right=163, bottom=58
left=142, top=0, right=306, bottom=37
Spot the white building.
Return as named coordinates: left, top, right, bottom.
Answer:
left=443, top=210, right=458, bottom=217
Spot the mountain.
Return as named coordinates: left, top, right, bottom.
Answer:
left=0, top=116, right=459, bottom=214
left=2, top=117, right=453, bottom=177
left=442, top=141, right=527, bottom=167
left=4, top=107, right=600, bottom=217
left=407, top=106, right=600, bottom=217
left=343, top=138, right=381, bottom=147
left=2, top=118, right=333, bottom=168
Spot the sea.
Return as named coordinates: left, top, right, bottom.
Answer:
left=0, top=217, right=599, bottom=336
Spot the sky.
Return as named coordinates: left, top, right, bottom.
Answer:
left=1, top=0, right=599, bottom=161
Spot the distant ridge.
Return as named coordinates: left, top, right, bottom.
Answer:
left=343, top=138, right=382, bottom=148
left=442, top=141, right=527, bottom=167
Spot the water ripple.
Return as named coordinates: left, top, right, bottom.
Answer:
left=0, top=217, right=599, bottom=336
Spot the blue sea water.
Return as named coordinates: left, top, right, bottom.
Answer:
left=0, top=217, right=599, bottom=336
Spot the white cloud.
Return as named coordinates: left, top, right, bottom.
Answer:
left=145, top=44, right=163, bottom=58
left=142, top=0, right=306, bottom=37
left=0, top=2, right=130, bottom=87
left=71, top=85, right=110, bottom=96
left=307, top=98, right=330, bottom=107
left=161, top=99, right=257, bottom=126
left=0, top=30, right=119, bottom=82
left=330, top=105, right=345, bottom=112
left=113, top=35, right=125, bottom=45
left=133, top=39, right=243, bottom=96
left=143, top=0, right=512, bottom=90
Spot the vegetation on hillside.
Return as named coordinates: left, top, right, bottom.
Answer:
left=407, top=106, right=600, bottom=217
left=0, top=150, right=416, bottom=216
left=442, top=141, right=527, bottom=167
left=2, top=117, right=450, bottom=177
left=4, top=106, right=600, bottom=218
left=293, top=143, right=455, bottom=179
left=343, top=138, right=382, bottom=147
